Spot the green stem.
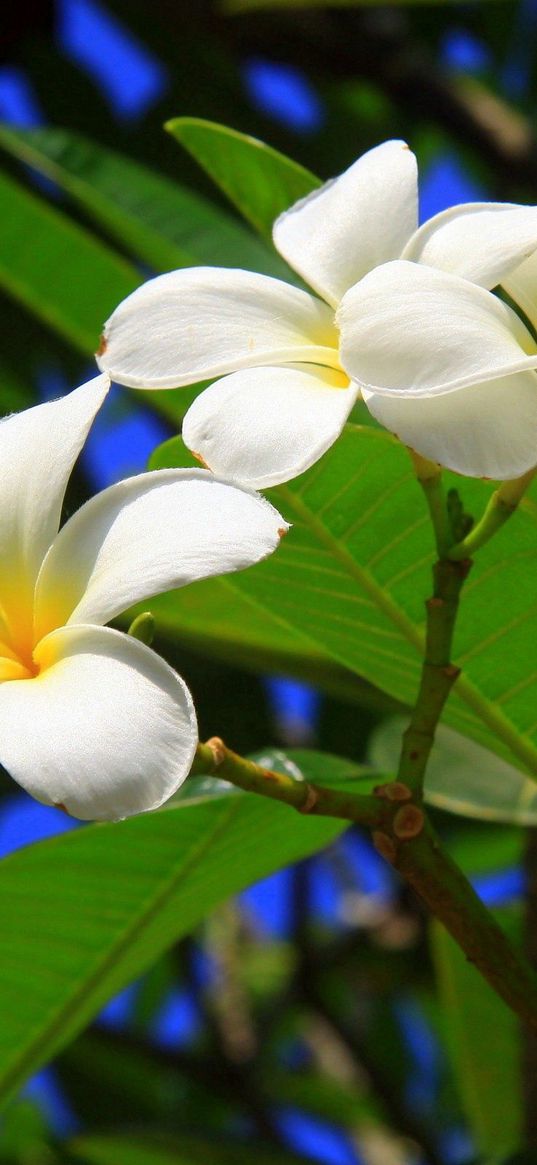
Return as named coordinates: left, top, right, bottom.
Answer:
left=409, top=449, right=451, bottom=558
left=192, top=739, right=383, bottom=827
left=396, top=556, right=471, bottom=800
left=449, top=469, right=536, bottom=561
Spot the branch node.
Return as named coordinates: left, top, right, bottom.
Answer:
left=373, top=781, right=412, bottom=802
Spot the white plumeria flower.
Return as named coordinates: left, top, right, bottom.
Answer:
left=0, top=374, right=287, bottom=821
left=338, top=260, right=537, bottom=479
left=96, top=139, right=537, bottom=488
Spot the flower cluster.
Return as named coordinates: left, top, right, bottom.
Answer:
left=6, top=137, right=537, bottom=823
left=97, top=139, right=537, bottom=484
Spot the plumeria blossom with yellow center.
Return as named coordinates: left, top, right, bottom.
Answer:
left=0, top=374, right=287, bottom=821
left=97, top=139, right=537, bottom=487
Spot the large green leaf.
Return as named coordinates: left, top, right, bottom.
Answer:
left=0, top=125, right=289, bottom=279
left=166, top=117, right=319, bottom=239
left=150, top=425, right=537, bottom=786
left=432, top=913, right=522, bottom=1163
left=0, top=168, right=138, bottom=352
left=0, top=750, right=358, bottom=1107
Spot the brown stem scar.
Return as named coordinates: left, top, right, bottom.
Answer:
left=393, top=804, right=425, bottom=840
left=373, top=781, right=412, bottom=802
left=372, top=831, right=397, bottom=864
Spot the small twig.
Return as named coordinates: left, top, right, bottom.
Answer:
left=449, top=470, right=536, bottom=561
left=191, top=738, right=382, bottom=827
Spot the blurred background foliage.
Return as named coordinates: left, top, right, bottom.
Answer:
left=0, top=1, right=535, bottom=1163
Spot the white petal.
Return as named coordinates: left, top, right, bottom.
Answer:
left=35, top=470, right=288, bottom=635
left=502, top=248, right=537, bottom=333
left=0, top=625, right=197, bottom=821
left=363, top=371, right=537, bottom=479
left=402, top=202, right=537, bottom=289
left=96, top=267, right=339, bottom=388
left=0, top=374, right=109, bottom=650
left=338, top=261, right=537, bottom=397
left=273, top=141, right=417, bottom=308
left=182, top=364, right=359, bottom=489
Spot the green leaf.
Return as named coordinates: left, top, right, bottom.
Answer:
left=370, top=718, right=537, bottom=824
left=0, top=167, right=200, bottom=427
left=0, top=751, right=355, bottom=1107
left=67, top=1132, right=313, bottom=1165
left=0, top=168, right=139, bottom=352
left=149, top=425, right=537, bottom=788
left=0, top=125, right=289, bottom=280
left=432, top=912, right=522, bottom=1162
left=166, top=117, right=319, bottom=239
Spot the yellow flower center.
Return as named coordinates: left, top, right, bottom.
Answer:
left=0, top=599, right=39, bottom=683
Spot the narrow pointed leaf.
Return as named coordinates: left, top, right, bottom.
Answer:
left=0, top=169, right=138, bottom=352
left=166, top=117, right=319, bottom=239
left=0, top=125, right=289, bottom=279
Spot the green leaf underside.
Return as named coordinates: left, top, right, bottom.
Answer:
left=150, top=426, right=537, bottom=786
left=432, top=913, right=522, bottom=1161
left=0, top=751, right=359, bottom=1107
left=371, top=717, right=537, bottom=825
left=0, top=124, right=290, bottom=280
left=166, top=117, right=319, bottom=239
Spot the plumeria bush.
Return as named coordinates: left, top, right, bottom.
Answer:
left=2, top=107, right=537, bottom=1165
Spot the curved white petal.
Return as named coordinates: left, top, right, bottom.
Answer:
left=0, top=374, right=109, bottom=650
left=35, top=469, right=288, bottom=635
left=96, top=267, right=339, bottom=388
left=182, top=364, right=359, bottom=489
left=363, top=371, right=537, bottom=479
left=273, top=141, right=417, bottom=308
left=0, top=625, right=197, bottom=821
left=503, top=248, right=537, bottom=333
left=338, top=261, right=537, bottom=397
left=402, top=202, right=537, bottom=289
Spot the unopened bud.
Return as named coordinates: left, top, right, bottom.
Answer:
left=127, top=611, right=155, bottom=646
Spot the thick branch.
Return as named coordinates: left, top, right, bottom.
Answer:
left=381, top=819, right=537, bottom=1037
